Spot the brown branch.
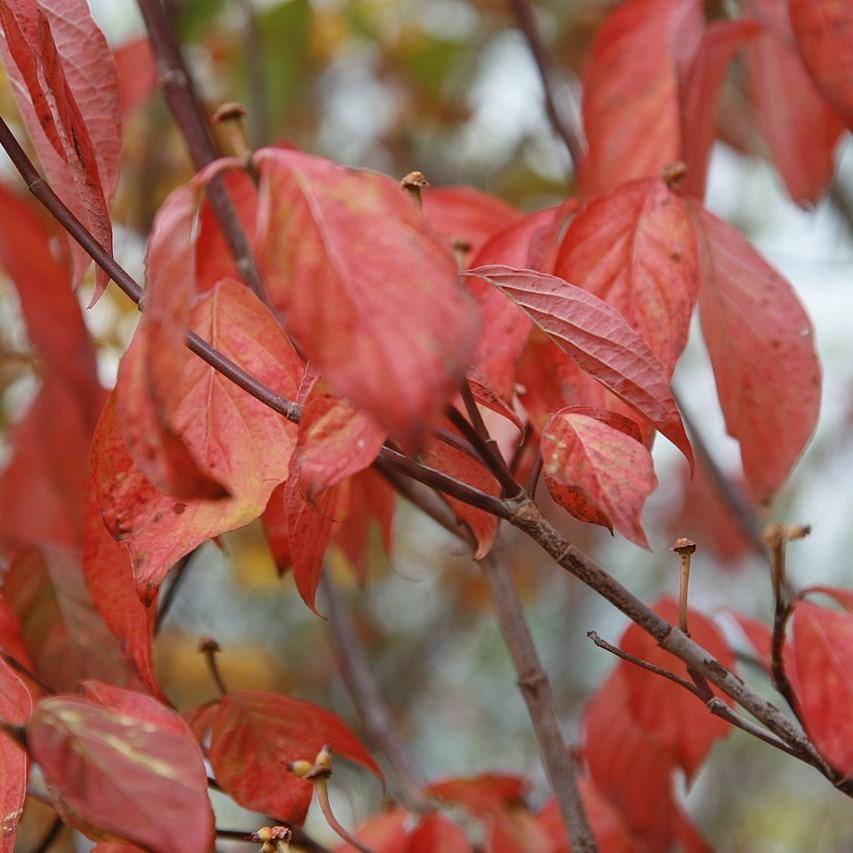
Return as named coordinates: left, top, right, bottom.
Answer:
left=136, top=0, right=267, bottom=304
left=506, top=0, right=584, bottom=174
left=29, top=816, right=63, bottom=853
left=320, top=571, right=432, bottom=814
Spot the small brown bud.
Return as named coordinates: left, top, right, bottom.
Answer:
left=400, top=170, right=430, bottom=191
left=287, top=759, right=313, bottom=778
left=662, top=161, right=687, bottom=188
left=197, top=637, right=221, bottom=654
left=671, top=537, right=696, bottom=555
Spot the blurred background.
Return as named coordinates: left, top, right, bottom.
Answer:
left=2, top=0, right=853, bottom=849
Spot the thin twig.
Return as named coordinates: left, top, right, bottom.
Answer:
left=136, top=0, right=268, bottom=304
left=320, top=571, right=432, bottom=813
left=155, top=551, right=196, bottom=633
left=506, top=0, right=584, bottom=173
left=314, top=779, right=373, bottom=853
left=199, top=638, right=228, bottom=697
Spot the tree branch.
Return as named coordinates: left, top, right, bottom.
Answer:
left=320, top=571, right=433, bottom=814
left=136, top=0, right=268, bottom=305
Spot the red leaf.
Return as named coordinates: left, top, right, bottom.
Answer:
left=620, top=597, right=734, bottom=780
left=789, top=0, right=853, bottom=130
left=0, top=0, right=120, bottom=294
left=113, top=36, right=156, bottom=118
left=0, top=659, right=29, bottom=853
left=295, top=374, right=386, bottom=497
left=468, top=266, right=692, bottom=465
left=255, top=147, right=479, bottom=448
left=262, top=483, right=292, bottom=575
left=788, top=600, right=853, bottom=773
left=422, top=185, right=519, bottom=263
left=284, top=474, right=340, bottom=612
left=693, top=206, right=820, bottom=502
left=800, top=585, right=853, bottom=611
left=583, top=669, right=678, bottom=849
left=336, top=809, right=409, bottom=853
left=466, top=368, right=524, bottom=431
left=408, top=814, right=471, bottom=853
left=28, top=685, right=214, bottom=853
left=81, top=494, right=162, bottom=699
left=208, top=690, right=380, bottom=823
left=428, top=774, right=527, bottom=816
left=542, top=409, right=657, bottom=548
left=553, top=178, right=700, bottom=376
left=680, top=20, right=761, bottom=200
left=422, top=432, right=501, bottom=559
left=96, top=279, right=302, bottom=603
left=730, top=612, right=773, bottom=668
left=744, top=0, right=844, bottom=205
left=581, top=0, right=704, bottom=195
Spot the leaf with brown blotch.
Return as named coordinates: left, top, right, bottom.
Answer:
left=295, top=373, right=386, bottom=498
left=693, top=206, right=820, bottom=503
left=743, top=0, right=844, bottom=206
left=28, top=685, right=213, bottom=853
left=620, top=598, right=734, bottom=782
left=553, top=178, right=700, bottom=376
left=467, top=265, right=692, bottom=466
left=81, top=493, right=162, bottom=700
left=788, top=600, right=853, bottom=774
left=789, top=0, right=853, bottom=131
left=580, top=0, right=704, bottom=195
left=96, top=280, right=302, bottom=604
left=422, top=184, right=519, bottom=264
left=254, top=147, right=479, bottom=449
left=542, top=408, right=655, bottom=548
left=0, top=0, right=120, bottom=295
left=207, top=690, right=381, bottom=824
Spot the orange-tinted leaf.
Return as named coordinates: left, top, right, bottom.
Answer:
left=542, top=409, right=656, bottom=548
left=428, top=774, right=527, bottom=816
left=295, top=374, right=385, bottom=497
left=681, top=20, right=760, bottom=200
left=468, top=266, right=692, bottom=464
left=262, top=483, right=292, bottom=575
left=789, top=0, right=853, bottom=130
left=581, top=0, right=703, bottom=195
left=694, top=206, right=820, bottom=502
left=28, top=686, right=213, bottom=853
left=553, top=178, right=699, bottom=376
left=583, top=669, right=678, bottom=849
left=113, top=36, right=156, bottom=118
left=423, top=185, right=519, bottom=263
left=788, top=600, right=853, bottom=773
left=255, top=147, right=478, bottom=448
left=744, top=0, right=843, bottom=205
left=620, top=598, right=734, bottom=780
left=0, top=0, right=119, bottom=293
left=208, top=690, right=380, bottom=823
left=801, top=585, right=853, bottom=611
left=81, top=494, right=161, bottom=699
left=96, top=280, right=301, bottom=603
left=422, top=433, right=500, bottom=559
left=408, top=814, right=471, bottom=853
left=335, top=809, right=409, bottom=853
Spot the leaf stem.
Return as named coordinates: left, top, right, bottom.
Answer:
left=198, top=637, right=228, bottom=697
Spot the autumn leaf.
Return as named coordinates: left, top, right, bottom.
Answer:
left=408, top=814, right=471, bottom=853
left=788, top=601, right=853, bottom=774
left=335, top=809, right=409, bottom=853
left=207, top=690, right=381, bottom=823
left=96, top=279, right=302, bottom=603
left=693, top=206, right=820, bottom=502
left=0, top=0, right=120, bottom=295
left=112, top=36, right=156, bottom=119
left=553, top=177, right=700, bottom=376
left=542, top=409, right=655, bottom=548
left=581, top=0, right=704, bottom=194
left=467, top=265, right=692, bottom=465
left=619, top=598, right=734, bottom=781
left=789, top=0, right=853, bottom=131
left=0, top=657, right=30, bottom=853
left=28, top=685, right=214, bottom=853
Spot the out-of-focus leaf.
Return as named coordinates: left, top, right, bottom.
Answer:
left=113, top=36, right=156, bottom=119
left=694, top=205, right=820, bottom=502
left=335, top=808, right=409, bottom=853
left=28, top=685, right=213, bottom=853
left=408, top=813, right=471, bottom=852
left=208, top=690, right=380, bottom=824
left=255, top=147, right=478, bottom=448
left=0, top=655, right=30, bottom=853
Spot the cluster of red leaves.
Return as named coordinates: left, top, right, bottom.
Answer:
left=0, top=0, right=852, bottom=850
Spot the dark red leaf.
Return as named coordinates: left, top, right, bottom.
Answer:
left=788, top=600, right=853, bottom=773
left=28, top=685, right=214, bottom=853
left=262, top=483, right=292, bottom=576
left=553, top=178, right=700, bottom=376
left=255, top=147, right=479, bottom=448
left=208, top=690, right=380, bottom=823
left=0, top=657, right=29, bottom=853
left=468, top=266, right=692, bottom=465
left=744, top=0, right=844, bottom=205
left=620, top=598, right=734, bottom=780
left=693, top=205, right=820, bottom=502
left=581, top=0, right=704, bottom=194
left=542, top=409, right=657, bottom=548
left=789, top=0, right=853, bottom=130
